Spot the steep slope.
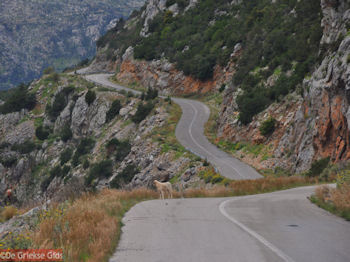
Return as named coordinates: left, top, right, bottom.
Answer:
left=0, top=72, right=207, bottom=207
left=89, top=0, right=350, bottom=173
left=0, top=0, right=145, bottom=90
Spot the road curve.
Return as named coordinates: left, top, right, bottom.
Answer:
left=83, top=73, right=261, bottom=180
left=110, top=185, right=350, bottom=262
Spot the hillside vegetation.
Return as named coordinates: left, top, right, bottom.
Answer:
left=98, top=0, right=323, bottom=123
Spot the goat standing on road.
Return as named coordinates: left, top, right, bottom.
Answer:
left=154, top=180, right=173, bottom=200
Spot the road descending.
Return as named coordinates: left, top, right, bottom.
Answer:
left=84, top=73, right=261, bottom=180
left=110, top=186, right=350, bottom=262
left=81, top=74, right=350, bottom=262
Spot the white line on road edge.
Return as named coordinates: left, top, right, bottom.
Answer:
left=181, top=100, right=244, bottom=179
left=219, top=199, right=296, bottom=262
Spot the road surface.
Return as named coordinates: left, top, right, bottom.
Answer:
left=83, top=73, right=261, bottom=180
left=110, top=185, right=350, bottom=262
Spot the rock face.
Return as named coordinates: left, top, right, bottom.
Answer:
left=217, top=0, right=350, bottom=173
left=140, top=0, right=167, bottom=37
left=0, top=74, right=202, bottom=206
left=115, top=46, right=239, bottom=95
left=0, top=0, right=145, bottom=90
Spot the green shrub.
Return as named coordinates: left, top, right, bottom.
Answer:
left=43, top=67, right=55, bottom=75
left=106, top=138, right=120, bottom=155
left=60, top=148, right=73, bottom=165
left=85, top=90, right=96, bottom=106
left=72, top=138, right=95, bottom=167
left=83, top=159, right=90, bottom=169
left=60, top=124, right=73, bottom=142
left=76, top=138, right=95, bottom=155
left=48, top=72, right=60, bottom=82
left=11, top=140, right=36, bottom=154
left=259, top=117, right=276, bottom=136
left=110, top=164, right=138, bottom=189
left=132, top=101, right=154, bottom=123
left=106, top=100, right=122, bottom=123
left=115, top=140, right=132, bottom=161
left=0, top=156, right=17, bottom=168
left=35, top=125, right=50, bottom=140
left=62, top=165, right=71, bottom=176
left=307, top=157, right=330, bottom=177
left=47, top=87, right=74, bottom=119
left=72, top=152, right=80, bottom=167
left=145, top=87, right=158, bottom=100
left=347, top=54, right=350, bottom=64
left=85, top=160, right=113, bottom=185
left=0, top=84, right=36, bottom=114
left=41, top=164, right=67, bottom=191
left=219, top=84, right=226, bottom=93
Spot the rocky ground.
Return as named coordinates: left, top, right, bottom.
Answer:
left=90, top=0, right=350, bottom=174
left=0, top=73, right=207, bottom=209
left=0, top=0, right=145, bottom=90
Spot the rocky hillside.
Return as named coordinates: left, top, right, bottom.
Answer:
left=0, top=73, right=207, bottom=207
left=0, top=0, right=145, bottom=90
left=88, top=0, right=350, bottom=173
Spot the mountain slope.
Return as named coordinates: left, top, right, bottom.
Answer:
left=89, top=0, right=350, bottom=173
left=0, top=0, right=145, bottom=90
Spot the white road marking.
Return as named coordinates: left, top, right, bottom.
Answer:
left=219, top=199, right=296, bottom=262
left=180, top=99, right=244, bottom=179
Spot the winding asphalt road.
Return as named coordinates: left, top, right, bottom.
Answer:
left=110, top=185, right=350, bottom=262
left=82, top=74, right=350, bottom=261
left=84, top=73, right=261, bottom=180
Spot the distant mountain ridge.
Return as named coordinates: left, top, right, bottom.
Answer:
left=0, top=0, right=145, bottom=90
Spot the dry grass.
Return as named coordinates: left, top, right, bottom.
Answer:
left=33, top=188, right=157, bottom=262
left=184, top=176, right=316, bottom=198
left=0, top=205, right=18, bottom=222
left=32, top=176, right=317, bottom=261
left=311, top=184, right=350, bottom=221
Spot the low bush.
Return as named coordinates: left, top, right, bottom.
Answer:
left=110, top=164, right=139, bottom=189
left=11, top=140, right=36, bottom=154
left=259, top=117, right=276, bottom=136
left=0, top=156, right=17, bottom=168
left=106, top=138, right=131, bottom=161
left=0, top=206, right=17, bottom=222
left=106, top=99, right=122, bottom=123
left=306, top=157, right=330, bottom=177
left=35, top=125, right=50, bottom=140
left=62, top=165, right=71, bottom=176
left=72, top=138, right=95, bottom=167
left=60, top=124, right=73, bottom=142
left=115, top=140, right=132, bottom=161
left=48, top=72, right=60, bottom=82
left=311, top=184, right=350, bottom=221
left=82, top=159, right=90, bottom=169
left=41, top=163, right=70, bottom=191
left=219, top=84, right=226, bottom=93
left=43, top=67, right=55, bottom=75
left=46, top=87, right=74, bottom=120
left=76, top=138, right=95, bottom=156
left=145, top=87, right=158, bottom=100
left=132, top=101, right=154, bottom=123
left=0, top=84, right=36, bottom=114
left=85, top=160, right=113, bottom=186
left=85, top=90, right=96, bottom=106
left=60, top=148, right=73, bottom=165
left=106, top=138, right=120, bottom=155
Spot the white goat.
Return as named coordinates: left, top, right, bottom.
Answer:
left=154, top=180, right=173, bottom=200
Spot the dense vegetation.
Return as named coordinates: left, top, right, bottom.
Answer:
left=0, top=84, right=36, bottom=114
left=98, top=0, right=322, bottom=123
